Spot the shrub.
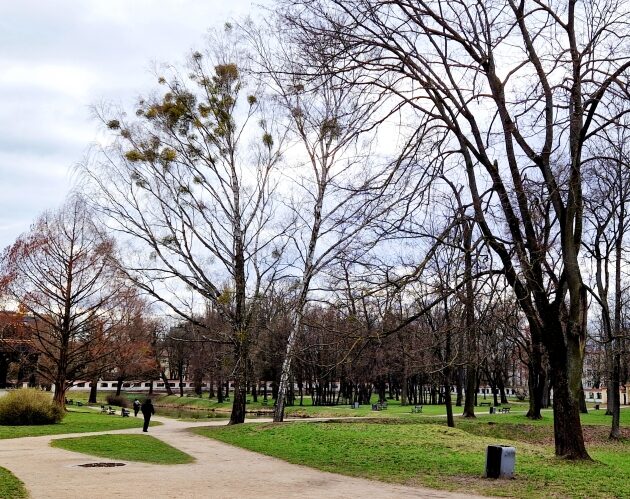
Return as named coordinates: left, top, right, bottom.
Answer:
left=0, top=389, right=64, bottom=425
left=106, top=394, right=128, bottom=408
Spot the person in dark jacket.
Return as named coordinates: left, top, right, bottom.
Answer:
left=140, top=399, right=155, bottom=432
left=133, top=399, right=141, bottom=417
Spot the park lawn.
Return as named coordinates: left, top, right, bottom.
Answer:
left=0, top=409, right=159, bottom=439
left=194, top=418, right=630, bottom=498
left=147, top=393, right=500, bottom=419
left=51, top=434, right=194, bottom=464
left=0, top=467, right=27, bottom=498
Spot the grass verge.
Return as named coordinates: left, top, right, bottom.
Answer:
left=0, top=466, right=27, bottom=498
left=193, top=417, right=630, bottom=498
left=0, top=409, right=159, bottom=439
left=51, top=434, right=194, bottom=464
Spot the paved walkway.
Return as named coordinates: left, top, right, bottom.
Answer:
left=0, top=416, right=485, bottom=499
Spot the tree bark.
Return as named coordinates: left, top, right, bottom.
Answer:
left=547, top=317, right=590, bottom=460
left=229, top=342, right=248, bottom=425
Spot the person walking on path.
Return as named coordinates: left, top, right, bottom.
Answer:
left=133, top=398, right=141, bottom=417
left=140, top=398, right=155, bottom=432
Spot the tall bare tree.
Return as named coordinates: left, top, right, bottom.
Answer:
left=583, top=121, right=630, bottom=439
left=0, top=196, right=125, bottom=407
left=244, top=21, right=395, bottom=421
left=83, top=27, right=285, bottom=424
left=280, top=0, right=630, bottom=459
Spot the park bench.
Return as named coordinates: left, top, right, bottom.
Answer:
left=371, top=403, right=380, bottom=411
left=107, top=406, right=116, bottom=415
left=65, top=398, right=73, bottom=405
left=479, top=402, right=491, bottom=406
left=121, top=408, right=130, bottom=417
left=76, top=401, right=83, bottom=407
left=411, top=405, right=423, bottom=413
left=498, top=407, right=511, bottom=414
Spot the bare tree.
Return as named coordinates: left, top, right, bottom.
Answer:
left=0, top=196, right=125, bottom=407
left=583, top=121, right=630, bottom=439
left=280, top=0, right=630, bottom=459
left=243, top=20, right=395, bottom=421
left=82, top=27, right=286, bottom=424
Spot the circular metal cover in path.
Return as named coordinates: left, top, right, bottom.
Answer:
left=78, top=462, right=126, bottom=468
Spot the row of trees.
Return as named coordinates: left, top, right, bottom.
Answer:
left=3, top=1, right=630, bottom=461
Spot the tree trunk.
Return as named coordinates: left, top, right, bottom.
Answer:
left=445, top=381, right=454, bottom=428
left=208, top=376, right=215, bottom=398
left=462, top=221, right=476, bottom=418
left=610, top=350, right=622, bottom=439
left=547, top=319, right=590, bottom=459
left=115, top=377, right=123, bottom=396
left=52, top=376, right=67, bottom=409
left=463, top=366, right=476, bottom=417
left=455, top=367, right=463, bottom=407
left=274, top=310, right=302, bottom=422
left=526, top=339, right=545, bottom=419
left=160, top=370, right=173, bottom=396
left=88, top=378, right=98, bottom=404
left=217, top=376, right=224, bottom=403
left=498, top=378, right=508, bottom=405
left=579, top=382, right=588, bottom=414
left=229, top=342, right=247, bottom=425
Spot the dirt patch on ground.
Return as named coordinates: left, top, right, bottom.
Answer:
left=582, top=425, right=630, bottom=444
left=463, top=421, right=629, bottom=446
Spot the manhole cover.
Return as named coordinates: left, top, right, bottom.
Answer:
left=78, top=462, right=126, bottom=468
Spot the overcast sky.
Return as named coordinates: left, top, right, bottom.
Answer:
left=0, top=0, right=265, bottom=250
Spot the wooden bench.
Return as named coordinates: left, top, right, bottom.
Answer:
left=107, top=406, right=116, bottom=415
left=411, top=405, right=423, bottom=413
left=101, top=405, right=108, bottom=413
left=479, top=402, right=491, bottom=406
left=121, top=408, right=130, bottom=417
left=498, top=407, right=511, bottom=414
left=76, top=401, right=83, bottom=407
left=371, top=404, right=380, bottom=411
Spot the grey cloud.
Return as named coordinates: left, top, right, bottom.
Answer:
left=0, top=0, right=265, bottom=250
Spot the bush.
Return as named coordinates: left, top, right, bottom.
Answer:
left=0, top=389, right=64, bottom=425
left=106, top=394, right=128, bottom=408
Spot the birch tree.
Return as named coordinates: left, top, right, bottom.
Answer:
left=244, top=21, right=395, bottom=421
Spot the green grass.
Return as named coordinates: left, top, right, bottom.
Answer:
left=0, top=467, right=27, bottom=498
left=194, top=414, right=630, bottom=498
left=51, top=434, right=194, bottom=464
left=0, top=409, right=159, bottom=439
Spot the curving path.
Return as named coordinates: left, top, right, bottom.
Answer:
left=0, top=416, right=485, bottom=499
